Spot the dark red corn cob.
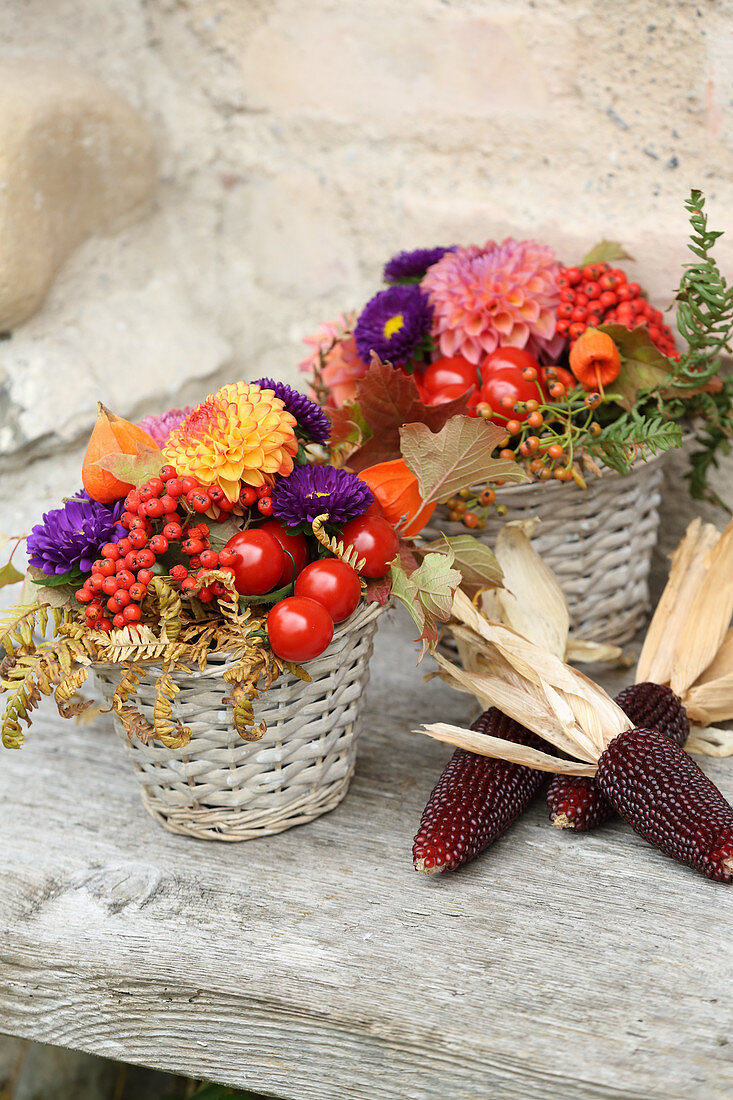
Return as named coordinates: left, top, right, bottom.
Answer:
left=413, top=708, right=547, bottom=873
left=596, top=726, right=733, bottom=882
left=547, top=682, right=690, bottom=831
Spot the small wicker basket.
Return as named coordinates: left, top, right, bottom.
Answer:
left=422, top=453, right=668, bottom=644
left=94, top=600, right=385, bottom=842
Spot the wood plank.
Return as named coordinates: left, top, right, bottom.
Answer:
left=0, top=612, right=731, bottom=1099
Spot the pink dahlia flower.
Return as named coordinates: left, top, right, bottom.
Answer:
left=299, top=313, right=369, bottom=408
left=137, top=407, right=193, bottom=447
left=422, top=238, right=563, bottom=365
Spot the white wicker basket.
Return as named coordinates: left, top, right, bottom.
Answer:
left=422, top=454, right=669, bottom=644
left=94, top=600, right=385, bottom=841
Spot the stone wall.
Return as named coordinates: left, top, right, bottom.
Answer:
left=1, top=0, right=732, bottom=569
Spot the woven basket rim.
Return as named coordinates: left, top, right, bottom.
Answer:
left=92, top=596, right=387, bottom=677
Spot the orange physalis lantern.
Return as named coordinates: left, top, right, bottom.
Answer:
left=568, top=328, right=622, bottom=392
left=358, top=459, right=436, bottom=537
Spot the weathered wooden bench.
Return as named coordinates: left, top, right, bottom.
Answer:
left=1, top=613, right=731, bottom=1099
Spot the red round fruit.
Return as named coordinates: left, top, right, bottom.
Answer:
left=481, top=347, right=541, bottom=379
left=473, top=370, right=538, bottom=423
left=339, top=515, right=399, bottom=578
left=143, top=498, right=165, bottom=519
left=239, top=486, right=258, bottom=507
left=112, top=614, right=127, bottom=629
left=267, top=596, right=334, bottom=662
left=160, top=465, right=177, bottom=481
left=258, top=519, right=310, bottom=586
left=136, top=568, right=154, bottom=585
left=199, top=549, right=219, bottom=569
left=294, top=559, right=361, bottom=623
left=123, top=604, right=142, bottom=623
left=101, top=543, right=120, bottom=561
left=222, top=529, right=285, bottom=595
left=257, top=496, right=274, bottom=516
left=180, top=476, right=199, bottom=493
left=420, top=357, right=479, bottom=396
left=256, top=484, right=271, bottom=499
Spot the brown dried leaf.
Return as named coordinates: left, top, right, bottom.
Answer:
left=347, top=357, right=473, bottom=471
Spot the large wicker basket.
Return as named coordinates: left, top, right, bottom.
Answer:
left=94, top=600, right=385, bottom=841
left=422, top=454, right=668, bottom=644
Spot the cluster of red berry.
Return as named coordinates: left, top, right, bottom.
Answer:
left=75, top=466, right=252, bottom=631
left=555, top=262, right=678, bottom=358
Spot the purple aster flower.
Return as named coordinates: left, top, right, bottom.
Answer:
left=271, top=465, right=373, bottom=528
left=253, top=378, right=331, bottom=444
left=354, top=285, right=433, bottom=367
left=138, top=407, right=193, bottom=448
left=383, top=246, right=456, bottom=284
left=27, top=491, right=125, bottom=577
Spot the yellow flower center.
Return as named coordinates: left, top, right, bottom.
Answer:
left=306, top=491, right=331, bottom=500
left=383, top=313, right=405, bottom=339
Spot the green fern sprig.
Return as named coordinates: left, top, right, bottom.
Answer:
left=674, top=189, right=733, bottom=384
left=588, top=410, right=683, bottom=475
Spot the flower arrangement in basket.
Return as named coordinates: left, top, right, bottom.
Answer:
left=301, top=189, right=733, bottom=642
left=0, top=377, right=512, bottom=839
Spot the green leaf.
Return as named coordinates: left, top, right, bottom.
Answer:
left=419, top=534, right=503, bottom=598
left=0, top=561, right=23, bottom=589
left=399, top=416, right=528, bottom=505
left=94, top=445, right=164, bottom=488
left=579, top=240, right=635, bottom=267
left=389, top=547, right=461, bottom=658
left=31, top=568, right=84, bottom=587
left=206, top=516, right=247, bottom=551
left=327, top=402, right=368, bottom=450
left=598, top=324, right=674, bottom=410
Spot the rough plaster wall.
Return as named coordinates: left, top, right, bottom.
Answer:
left=1, top=0, right=732, bottom=577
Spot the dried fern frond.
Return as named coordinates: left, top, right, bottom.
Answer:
left=54, top=667, right=92, bottom=719
left=311, top=513, right=366, bottom=572
left=149, top=576, right=183, bottom=641
left=153, top=672, right=191, bottom=749
left=111, top=663, right=155, bottom=745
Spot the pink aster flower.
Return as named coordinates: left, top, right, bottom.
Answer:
left=299, top=313, right=369, bottom=408
left=422, top=238, right=564, bottom=365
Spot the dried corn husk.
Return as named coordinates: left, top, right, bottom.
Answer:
left=631, top=516, right=733, bottom=755
left=415, top=721, right=596, bottom=776
left=687, top=724, right=733, bottom=757
left=493, top=521, right=569, bottom=659
left=670, top=520, right=733, bottom=695
left=636, top=518, right=720, bottom=686
left=418, top=590, right=631, bottom=770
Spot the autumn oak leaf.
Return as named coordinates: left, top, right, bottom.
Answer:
left=400, top=416, right=528, bottom=505
left=348, top=357, right=473, bottom=471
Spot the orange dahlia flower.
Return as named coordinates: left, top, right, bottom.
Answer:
left=163, top=382, right=298, bottom=501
